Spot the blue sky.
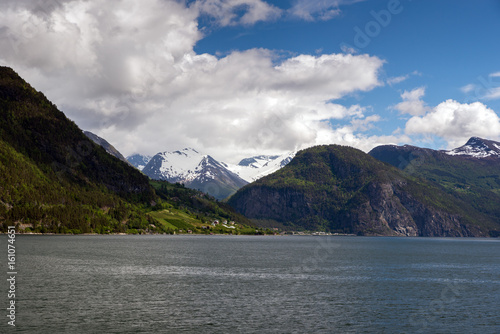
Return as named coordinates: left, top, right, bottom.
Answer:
left=1, top=0, right=499, bottom=161
left=195, top=0, right=500, bottom=149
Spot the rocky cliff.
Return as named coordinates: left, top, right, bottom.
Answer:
left=228, top=145, right=496, bottom=236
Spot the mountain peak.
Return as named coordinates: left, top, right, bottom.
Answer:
left=141, top=148, right=247, bottom=200
left=446, top=137, right=500, bottom=158
left=174, top=147, right=199, bottom=155
left=467, top=136, right=484, bottom=143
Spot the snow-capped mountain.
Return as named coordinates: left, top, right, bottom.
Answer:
left=445, top=137, right=500, bottom=158
left=127, top=154, right=152, bottom=171
left=141, top=148, right=248, bottom=200
left=224, top=152, right=296, bottom=183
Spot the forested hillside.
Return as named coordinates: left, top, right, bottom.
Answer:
left=228, top=145, right=500, bottom=236
left=0, top=67, right=251, bottom=234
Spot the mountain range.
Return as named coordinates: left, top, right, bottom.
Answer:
left=82, top=117, right=500, bottom=236
left=140, top=148, right=247, bottom=200
left=127, top=137, right=500, bottom=204
left=228, top=141, right=500, bottom=237
left=129, top=149, right=296, bottom=200
left=2, top=65, right=500, bottom=237
left=369, top=137, right=500, bottom=235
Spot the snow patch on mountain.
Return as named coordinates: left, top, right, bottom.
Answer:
left=127, top=154, right=152, bottom=171
left=225, top=152, right=296, bottom=183
left=132, top=147, right=296, bottom=198
left=155, top=148, right=209, bottom=181
left=445, top=137, right=500, bottom=158
left=141, top=148, right=248, bottom=200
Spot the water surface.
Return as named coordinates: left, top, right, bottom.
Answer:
left=2, top=235, right=499, bottom=333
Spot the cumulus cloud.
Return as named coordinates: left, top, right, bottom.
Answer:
left=393, top=87, right=429, bottom=116
left=405, top=100, right=500, bottom=148
left=128, top=50, right=384, bottom=161
left=0, top=0, right=388, bottom=162
left=312, top=123, right=410, bottom=153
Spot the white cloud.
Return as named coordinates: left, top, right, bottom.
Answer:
left=405, top=100, right=500, bottom=148
left=400, top=87, right=425, bottom=101
left=387, top=70, right=421, bottom=86
left=483, top=87, right=500, bottom=100
left=195, top=0, right=282, bottom=26
left=461, top=71, right=500, bottom=101
left=0, top=0, right=388, bottom=163
left=387, top=75, right=408, bottom=86
left=393, top=87, right=429, bottom=116
left=340, top=44, right=358, bottom=54
left=129, top=50, right=384, bottom=161
left=289, top=0, right=365, bottom=21
left=461, top=84, right=476, bottom=94
left=312, top=123, right=410, bottom=153
left=350, top=114, right=380, bottom=131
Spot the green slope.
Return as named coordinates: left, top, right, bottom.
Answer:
left=228, top=145, right=500, bottom=236
left=369, top=144, right=500, bottom=234
left=148, top=180, right=256, bottom=234
left=0, top=66, right=252, bottom=234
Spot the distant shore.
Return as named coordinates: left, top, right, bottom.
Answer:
left=1, top=232, right=357, bottom=237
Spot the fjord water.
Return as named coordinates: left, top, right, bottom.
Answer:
left=4, top=236, right=500, bottom=333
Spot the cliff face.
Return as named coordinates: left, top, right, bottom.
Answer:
left=340, top=181, right=483, bottom=237
left=228, top=145, right=495, bottom=236
left=369, top=142, right=500, bottom=235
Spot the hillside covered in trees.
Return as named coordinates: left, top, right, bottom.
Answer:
left=228, top=145, right=500, bottom=237
left=0, top=66, right=251, bottom=234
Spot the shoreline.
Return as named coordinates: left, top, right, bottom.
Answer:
left=1, top=232, right=497, bottom=238
left=0, top=232, right=356, bottom=237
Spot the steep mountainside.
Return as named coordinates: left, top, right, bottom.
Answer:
left=84, top=131, right=130, bottom=165
left=228, top=145, right=500, bottom=236
left=0, top=66, right=157, bottom=232
left=369, top=138, right=500, bottom=233
left=142, top=148, right=248, bottom=200
left=0, top=66, right=252, bottom=234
